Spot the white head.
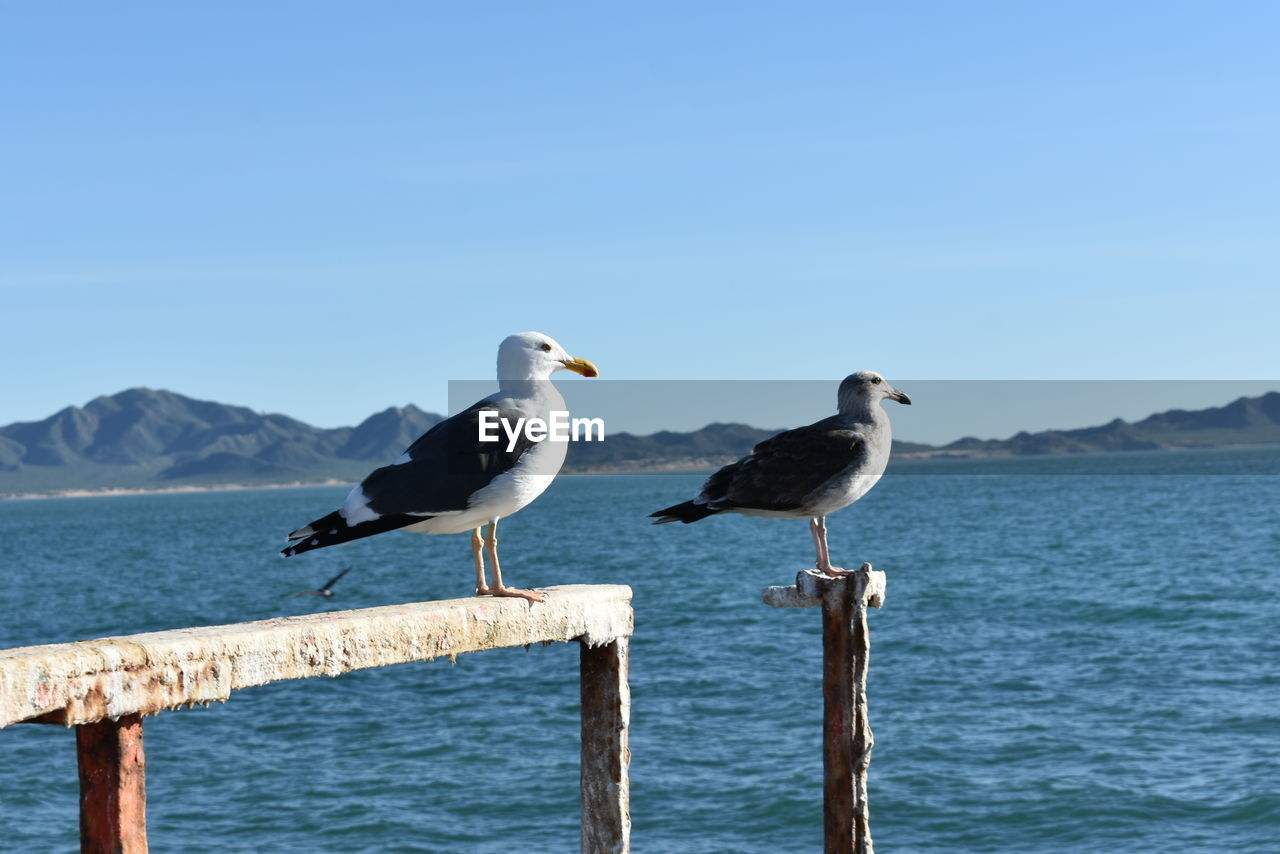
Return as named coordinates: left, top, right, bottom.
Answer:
left=496, top=331, right=599, bottom=383
left=837, top=370, right=911, bottom=415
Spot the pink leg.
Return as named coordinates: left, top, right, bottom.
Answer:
left=484, top=519, right=544, bottom=604
left=472, top=527, right=491, bottom=595
left=809, top=518, right=826, bottom=570
left=815, top=516, right=851, bottom=576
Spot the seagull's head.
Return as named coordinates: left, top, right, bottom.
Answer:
left=838, top=371, right=911, bottom=414
left=497, top=332, right=600, bottom=382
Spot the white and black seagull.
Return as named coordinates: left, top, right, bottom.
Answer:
left=650, top=371, right=910, bottom=576
left=282, top=332, right=599, bottom=603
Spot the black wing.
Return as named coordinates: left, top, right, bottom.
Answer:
left=320, top=567, right=352, bottom=592
left=283, top=401, right=539, bottom=556
left=357, top=401, right=539, bottom=517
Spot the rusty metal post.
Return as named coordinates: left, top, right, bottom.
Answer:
left=76, top=713, right=148, bottom=854
left=763, top=565, right=886, bottom=854
left=820, top=572, right=874, bottom=854
left=579, top=637, right=631, bottom=854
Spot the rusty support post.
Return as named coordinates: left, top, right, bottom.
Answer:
left=820, top=573, right=874, bottom=854
left=579, top=637, right=631, bottom=854
left=763, top=565, right=886, bottom=854
left=76, top=713, right=147, bottom=854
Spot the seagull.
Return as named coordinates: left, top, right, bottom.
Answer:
left=283, top=567, right=352, bottom=598
left=282, top=332, right=599, bottom=603
left=650, top=371, right=910, bottom=576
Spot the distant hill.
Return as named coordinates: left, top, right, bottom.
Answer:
left=0, top=389, right=441, bottom=494
left=915, top=391, right=1280, bottom=457
left=564, top=423, right=775, bottom=472
left=564, top=426, right=933, bottom=472
left=2, top=387, right=1279, bottom=496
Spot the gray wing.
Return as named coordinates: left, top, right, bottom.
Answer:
left=698, top=419, right=868, bottom=512
left=358, top=401, right=539, bottom=518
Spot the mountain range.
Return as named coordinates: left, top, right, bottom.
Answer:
left=1, top=387, right=1278, bottom=496
left=0, top=389, right=441, bottom=494
left=924, top=391, right=1280, bottom=457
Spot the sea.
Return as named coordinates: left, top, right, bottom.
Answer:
left=1, top=446, right=1278, bottom=853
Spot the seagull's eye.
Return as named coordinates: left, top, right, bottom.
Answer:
left=871, top=376, right=882, bottom=384
left=540, top=342, right=552, bottom=352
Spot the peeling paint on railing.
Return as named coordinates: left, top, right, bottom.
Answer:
left=0, top=584, right=633, bottom=729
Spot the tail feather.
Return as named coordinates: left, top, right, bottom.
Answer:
left=282, top=510, right=422, bottom=557
left=649, top=501, right=719, bottom=525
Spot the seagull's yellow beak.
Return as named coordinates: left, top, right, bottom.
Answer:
left=559, top=357, right=600, bottom=378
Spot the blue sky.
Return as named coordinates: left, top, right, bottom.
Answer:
left=2, top=2, right=1277, bottom=441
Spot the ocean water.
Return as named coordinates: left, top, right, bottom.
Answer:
left=1, top=447, right=1278, bottom=853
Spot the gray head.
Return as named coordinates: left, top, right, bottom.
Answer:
left=837, top=371, right=911, bottom=415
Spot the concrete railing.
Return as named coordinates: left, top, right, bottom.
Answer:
left=1, top=585, right=633, bottom=854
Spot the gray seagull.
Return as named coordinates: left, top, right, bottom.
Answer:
left=283, top=567, right=352, bottom=598
left=650, top=371, right=911, bottom=575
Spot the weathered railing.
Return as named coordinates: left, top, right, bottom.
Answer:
left=0, top=584, right=633, bottom=854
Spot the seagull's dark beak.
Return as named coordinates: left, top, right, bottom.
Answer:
left=559, top=357, right=599, bottom=378
left=889, top=387, right=912, bottom=405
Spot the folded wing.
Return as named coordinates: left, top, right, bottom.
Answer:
left=283, top=403, right=537, bottom=556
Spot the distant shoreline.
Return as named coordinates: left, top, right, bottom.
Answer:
left=4, top=442, right=1279, bottom=501
left=0, top=464, right=728, bottom=501
left=0, top=479, right=352, bottom=502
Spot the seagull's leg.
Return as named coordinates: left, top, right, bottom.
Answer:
left=809, top=517, right=826, bottom=570
left=815, top=515, right=850, bottom=576
left=472, top=527, right=491, bottom=595
left=485, top=518, right=545, bottom=604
